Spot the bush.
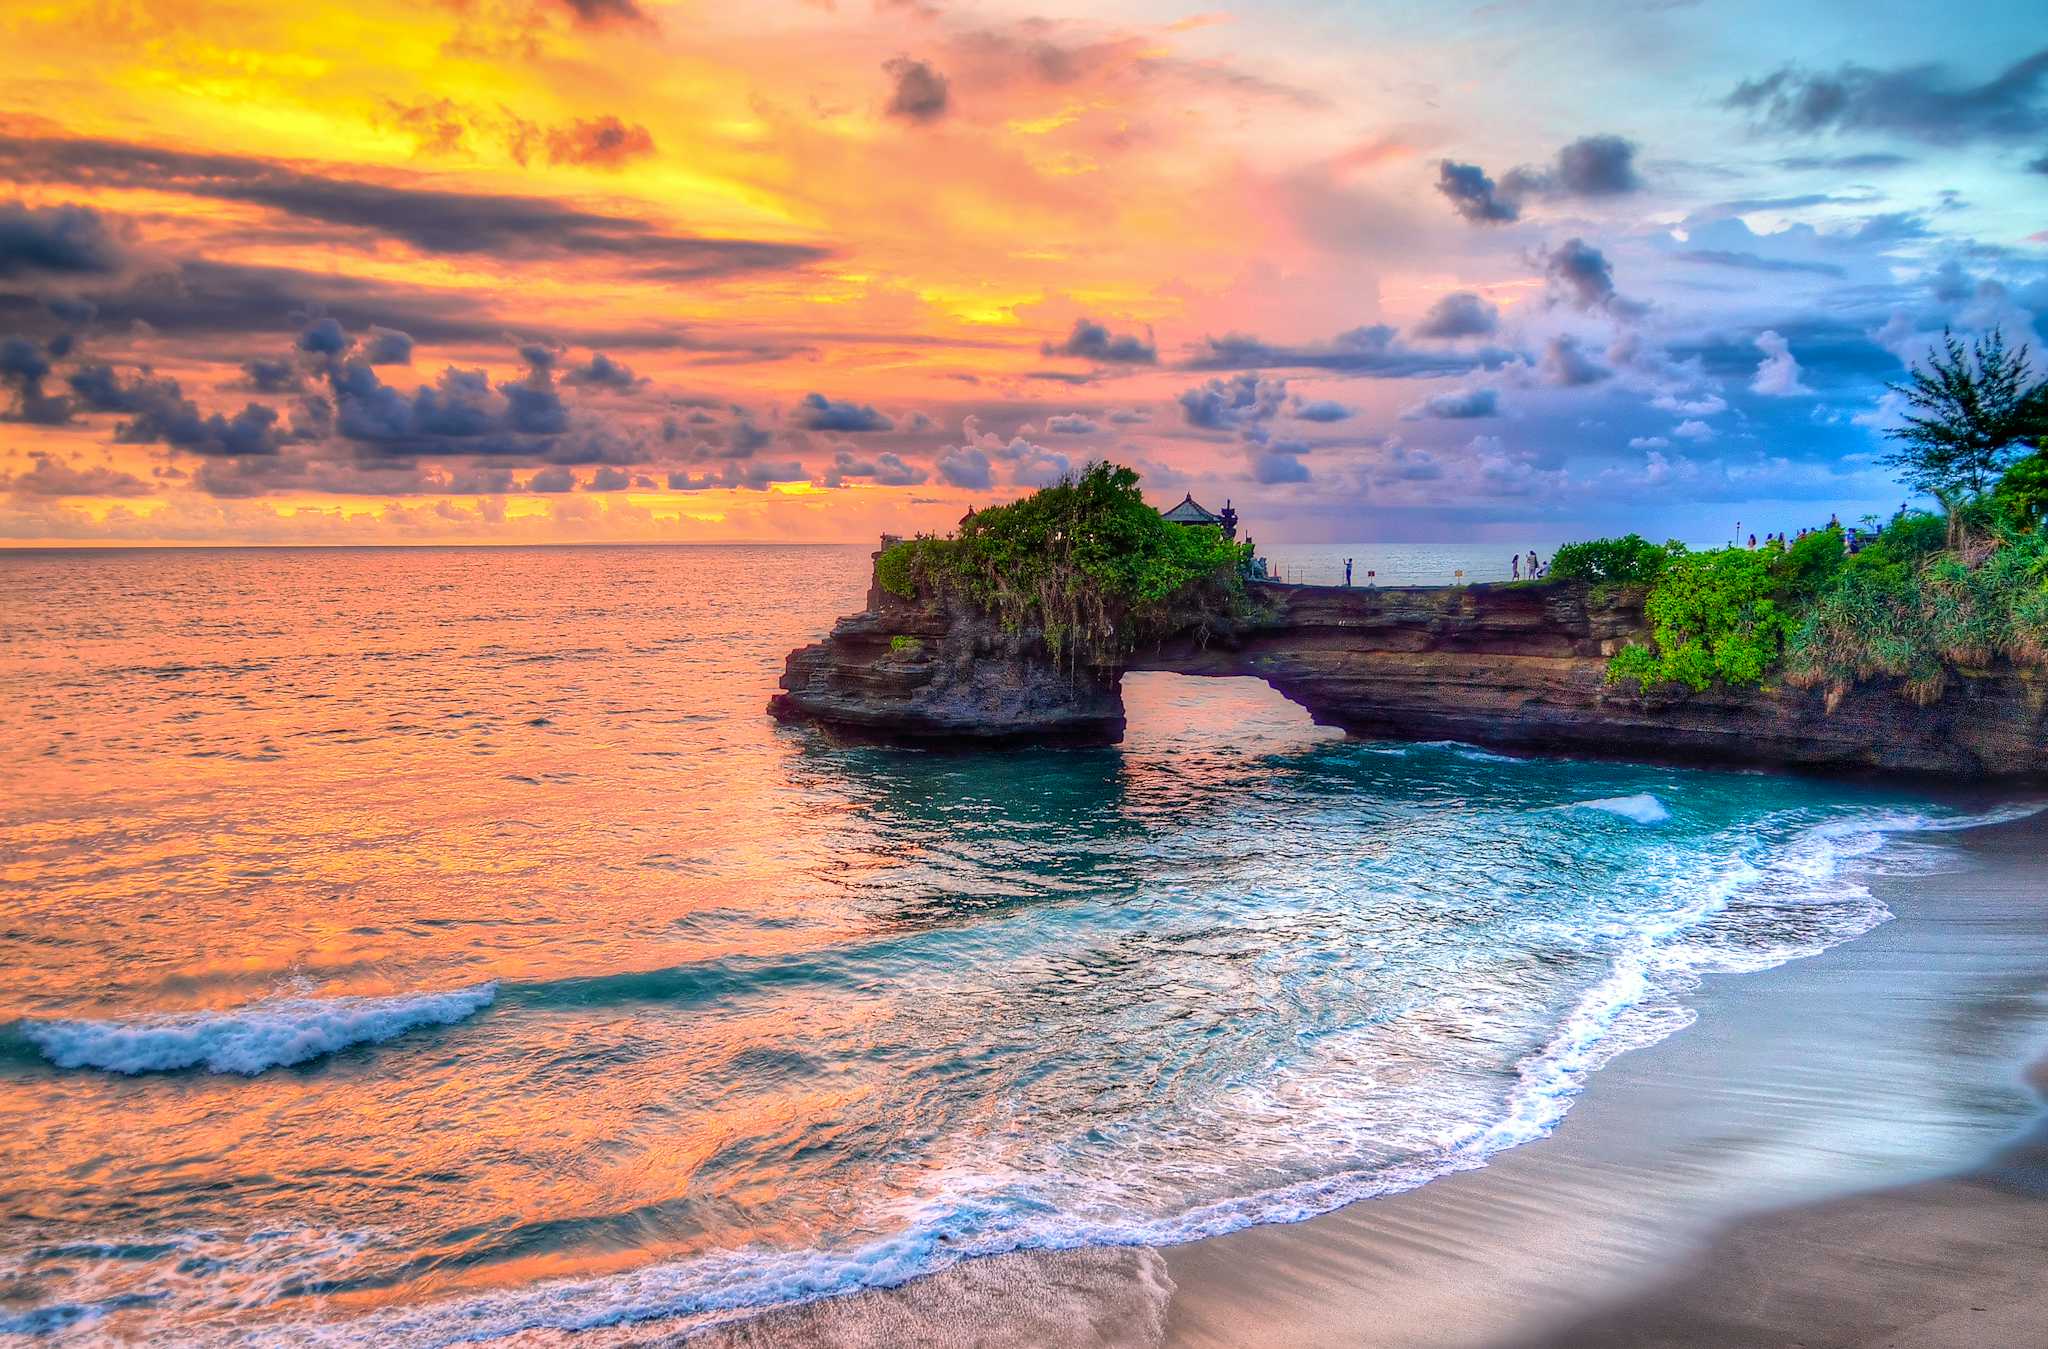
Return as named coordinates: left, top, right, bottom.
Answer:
left=1549, top=534, right=1675, bottom=587
left=873, top=462, right=1253, bottom=667
left=1607, top=546, right=1799, bottom=691
left=1993, top=443, right=2048, bottom=528
left=887, top=635, right=922, bottom=656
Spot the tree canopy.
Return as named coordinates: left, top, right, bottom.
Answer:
left=1881, top=327, right=2048, bottom=510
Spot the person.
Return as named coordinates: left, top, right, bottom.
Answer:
left=1829, top=512, right=1840, bottom=529
left=1344, top=558, right=1353, bottom=587
left=1527, top=549, right=1539, bottom=579
left=1511, top=554, right=1521, bottom=580
left=1748, top=533, right=1757, bottom=549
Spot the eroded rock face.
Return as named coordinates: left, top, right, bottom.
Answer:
left=770, top=548, right=2048, bottom=778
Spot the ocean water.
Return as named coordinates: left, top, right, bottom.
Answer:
left=0, top=545, right=2027, bottom=1344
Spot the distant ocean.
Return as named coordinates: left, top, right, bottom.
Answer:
left=0, top=545, right=2022, bottom=1343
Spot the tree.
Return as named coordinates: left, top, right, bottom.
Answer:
left=1882, top=328, right=2048, bottom=539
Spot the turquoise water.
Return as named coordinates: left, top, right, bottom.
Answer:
left=0, top=546, right=2025, bottom=1343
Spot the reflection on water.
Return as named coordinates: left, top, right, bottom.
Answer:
left=0, top=546, right=2019, bottom=1344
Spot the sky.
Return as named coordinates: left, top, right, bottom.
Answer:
left=1, top=0, right=2045, bottom=547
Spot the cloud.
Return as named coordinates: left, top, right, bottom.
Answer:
left=823, top=449, right=929, bottom=487
left=562, top=351, right=642, bottom=390
left=1045, top=413, right=1098, bottom=434
left=361, top=326, right=414, bottom=365
left=1538, top=335, right=1611, bottom=387
left=1, top=334, right=71, bottom=424
left=0, top=201, right=125, bottom=278
left=1041, top=318, right=1157, bottom=364
left=1672, top=249, right=1845, bottom=277
left=1251, top=447, right=1310, bottom=484
left=1501, top=135, right=1644, bottom=198
left=1435, top=160, right=1518, bottom=224
left=1178, top=373, right=1285, bottom=430
left=884, top=57, right=950, bottom=123
left=554, top=0, right=649, bottom=28
left=586, top=465, right=631, bottom=490
left=1288, top=398, right=1352, bottom=422
left=1402, top=387, right=1499, bottom=420
left=527, top=465, right=576, bottom=492
left=1, top=451, right=153, bottom=497
left=545, top=116, right=656, bottom=169
left=796, top=392, right=893, bottom=432
left=1411, top=291, right=1499, bottom=339
left=1541, top=237, right=1643, bottom=316
left=1183, top=324, right=1505, bottom=376
left=936, top=446, right=992, bottom=489
left=1750, top=330, right=1813, bottom=396
left=0, top=135, right=829, bottom=280
left=1725, top=49, right=2048, bottom=144
left=63, top=362, right=287, bottom=455
left=1672, top=419, right=1715, bottom=441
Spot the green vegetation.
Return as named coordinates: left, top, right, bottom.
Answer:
left=875, top=462, right=1254, bottom=667
left=1548, top=534, right=1673, bottom=589
left=887, top=635, right=923, bottom=656
left=1585, top=328, right=2048, bottom=702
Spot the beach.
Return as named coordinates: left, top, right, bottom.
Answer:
left=1161, top=811, right=2048, bottom=1349
left=683, top=810, right=2048, bottom=1349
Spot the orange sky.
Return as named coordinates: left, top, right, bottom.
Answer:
left=3, top=0, right=2042, bottom=543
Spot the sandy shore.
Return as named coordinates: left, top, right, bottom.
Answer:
left=1161, top=812, right=2048, bottom=1349
left=670, top=810, right=2048, bottom=1349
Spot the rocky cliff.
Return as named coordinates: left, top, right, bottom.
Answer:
left=770, top=545, right=2048, bottom=779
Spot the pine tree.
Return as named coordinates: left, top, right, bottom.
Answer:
left=1882, top=328, right=2048, bottom=527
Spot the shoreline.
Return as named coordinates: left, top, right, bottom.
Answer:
left=672, top=804, right=2048, bottom=1349
left=1158, top=811, right=2048, bottom=1349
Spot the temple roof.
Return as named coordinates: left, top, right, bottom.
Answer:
left=1159, top=494, right=1223, bottom=525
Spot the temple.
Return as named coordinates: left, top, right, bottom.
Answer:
left=1159, top=494, right=1239, bottom=541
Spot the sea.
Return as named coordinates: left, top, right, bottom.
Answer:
left=0, top=543, right=2029, bottom=1343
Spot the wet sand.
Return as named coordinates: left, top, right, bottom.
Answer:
left=1162, top=812, right=2048, bottom=1349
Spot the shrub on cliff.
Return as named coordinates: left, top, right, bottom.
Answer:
left=875, top=463, right=1253, bottom=667
left=1549, top=534, right=1676, bottom=588
left=1607, top=547, right=1802, bottom=692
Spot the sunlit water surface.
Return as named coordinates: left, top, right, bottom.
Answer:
left=0, top=546, right=2023, bottom=1343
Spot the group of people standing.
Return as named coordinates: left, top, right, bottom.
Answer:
left=1509, top=550, right=1547, bottom=581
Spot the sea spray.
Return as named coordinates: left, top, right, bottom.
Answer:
left=25, top=983, right=498, bottom=1076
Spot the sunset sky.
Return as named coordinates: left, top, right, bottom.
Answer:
left=2, top=0, right=2044, bottom=545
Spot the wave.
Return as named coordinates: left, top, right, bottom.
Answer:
left=21, top=983, right=497, bottom=1076
left=1573, top=793, right=1671, bottom=824
left=265, top=803, right=2038, bottom=1347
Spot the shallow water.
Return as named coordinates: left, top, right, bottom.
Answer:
left=0, top=545, right=2026, bottom=1343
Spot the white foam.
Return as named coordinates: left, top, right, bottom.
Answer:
left=27, top=983, right=497, bottom=1076
left=1574, top=793, right=1671, bottom=824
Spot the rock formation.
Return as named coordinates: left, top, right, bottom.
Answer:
left=770, top=542, right=2048, bottom=779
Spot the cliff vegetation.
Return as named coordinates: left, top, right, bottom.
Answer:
left=875, top=462, right=1254, bottom=667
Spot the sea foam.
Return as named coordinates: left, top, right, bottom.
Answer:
left=25, top=982, right=497, bottom=1076
left=1574, top=793, right=1671, bottom=824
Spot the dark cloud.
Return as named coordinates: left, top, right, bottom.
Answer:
left=1251, top=447, right=1311, bottom=484
left=240, top=358, right=304, bottom=394
left=1041, top=318, right=1157, bottom=364
left=1402, top=387, right=1500, bottom=420
left=546, top=116, right=656, bottom=169
left=554, top=0, right=648, bottom=28
left=669, top=458, right=807, bottom=491
left=1773, top=152, right=1913, bottom=171
left=2031, top=150, right=2048, bottom=173
left=1183, top=324, right=1508, bottom=376
left=361, top=326, right=415, bottom=364
left=78, top=367, right=288, bottom=456
left=1542, top=238, right=1643, bottom=316
left=562, top=351, right=641, bottom=390
left=1537, top=335, right=1611, bottom=387
left=1, top=334, right=72, bottom=424
left=1725, top=49, right=2048, bottom=144
left=297, top=317, right=350, bottom=356
left=1672, top=249, right=1846, bottom=277
left=528, top=465, right=576, bottom=492
left=586, top=464, right=631, bottom=491
left=0, top=135, right=829, bottom=279
left=1287, top=398, right=1351, bottom=422
left=936, top=445, right=993, bottom=489
left=1044, top=413, right=1098, bottom=434
left=728, top=418, right=773, bottom=454
left=885, top=58, right=951, bottom=123
left=1178, top=373, right=1285, bottom=431
left=0, top=202, right=125, bottom=278
left=1, top=451, right=153, bottom=498
left=1412, top=291, right=1499, bottom=339
left=823, top=449, right=930, bottom=487
left=796, top=392, right=893, bottom=432
left=1435, top=160, right=1518, bottom=224
left=1501, top=135, right=1644, bottom=198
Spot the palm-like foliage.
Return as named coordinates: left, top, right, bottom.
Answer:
left=1882, top=327, right=2048, bottom=510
